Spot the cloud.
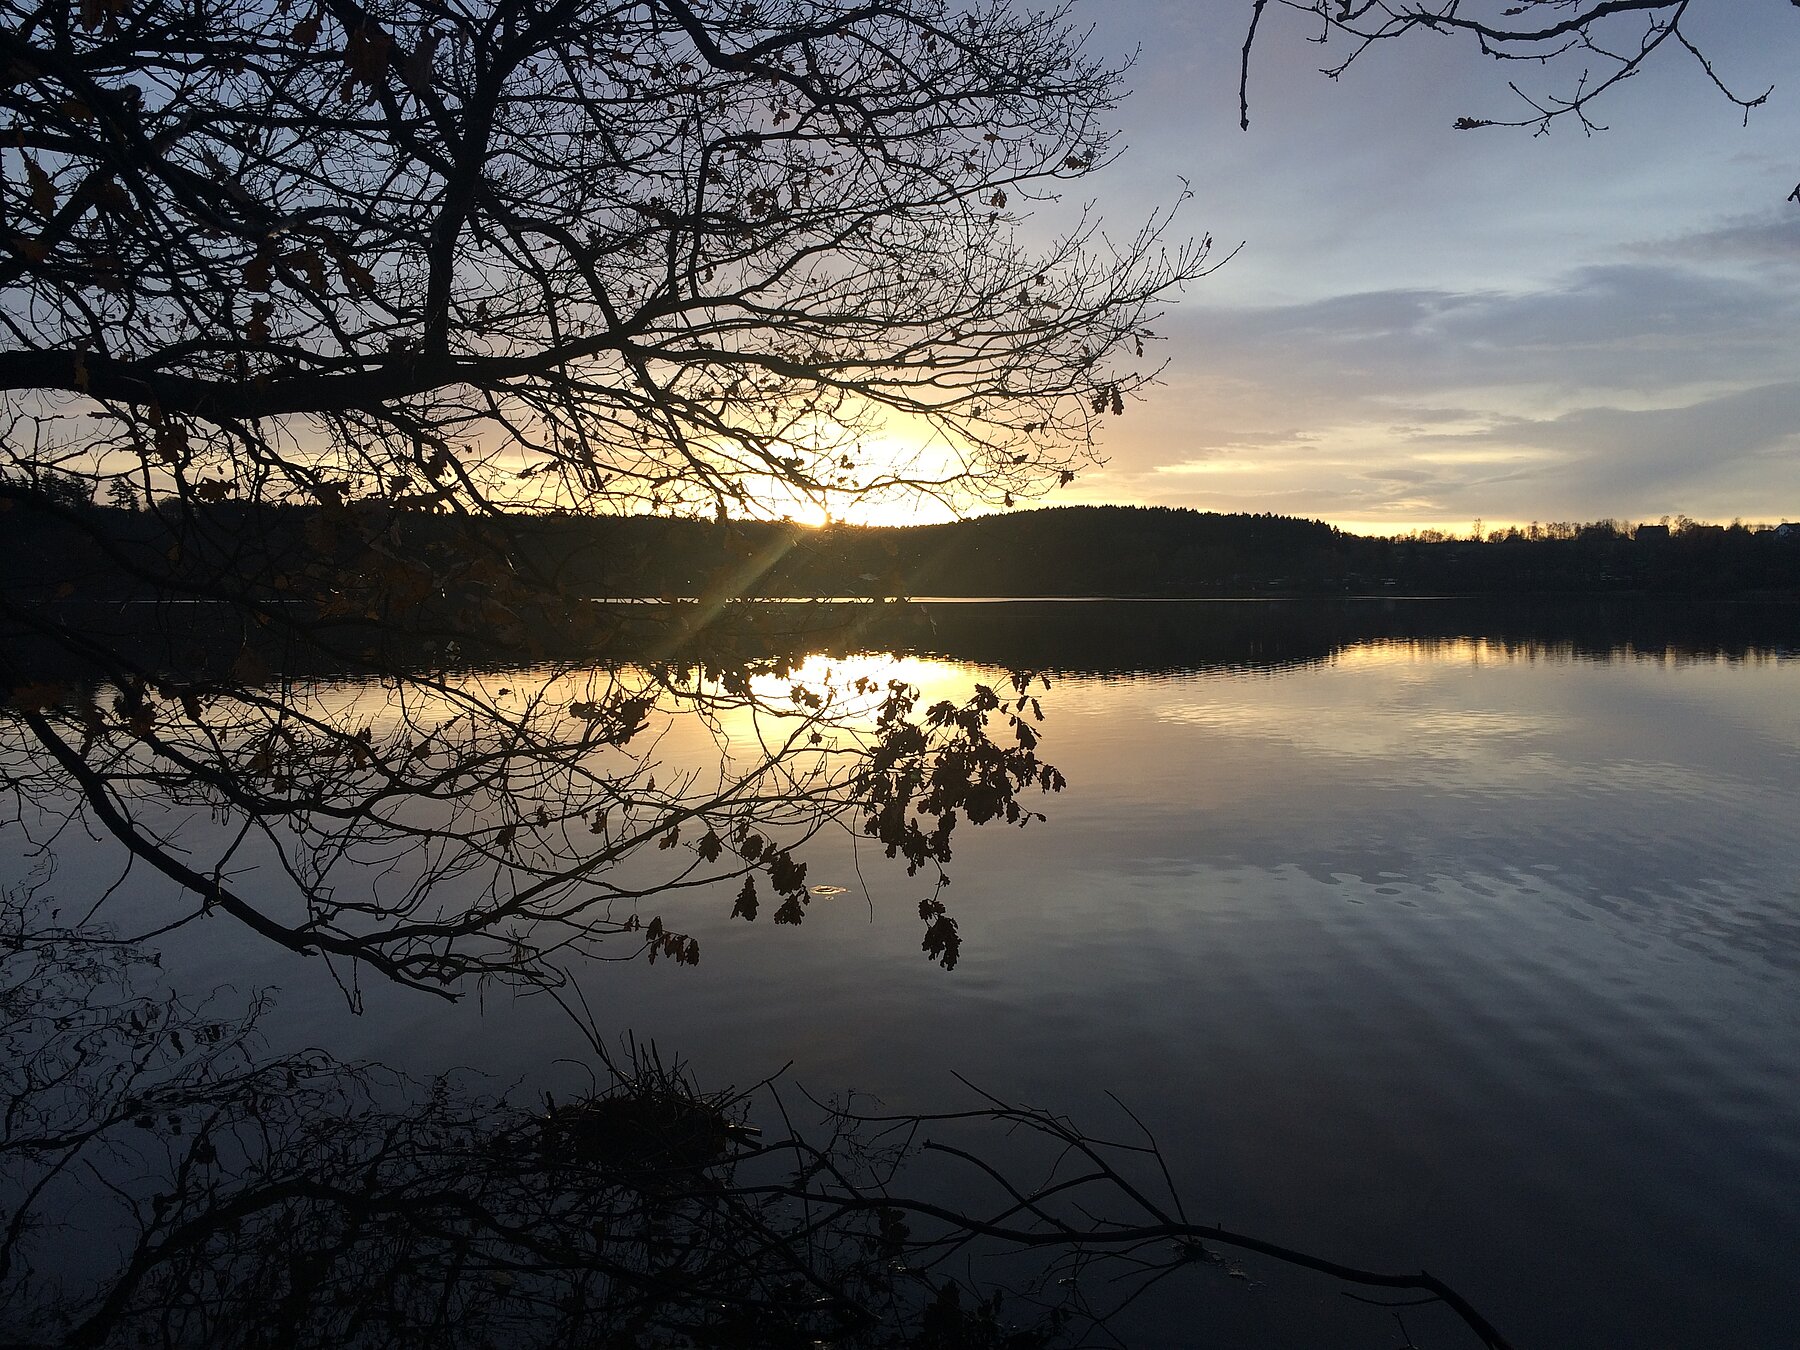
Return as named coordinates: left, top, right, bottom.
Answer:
left=1424, top=382, right=1800, bottom=510
left=1086, top=256, right=1800, bottom=524
left=1172, top=263, right=1799, bottom=398
left=1635, top=210, right=1800, bottom=268
left=1051, top=0, right=1800, bottom=527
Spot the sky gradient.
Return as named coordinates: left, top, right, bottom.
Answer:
left=1045, top=0, right=1800, bottom=534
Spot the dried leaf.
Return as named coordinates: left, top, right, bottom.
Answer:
left=23, top=156, right=55, bottom=217
left=731, top=876, right=758, bottom=921
left=290, top=7, right=322, bottom=45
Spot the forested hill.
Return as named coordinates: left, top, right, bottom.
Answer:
left=565, top=505, right=1350, bottom=598
left=520, top=505, right=1800, bottom=598
left=8, top=496, right=1800, bottom=601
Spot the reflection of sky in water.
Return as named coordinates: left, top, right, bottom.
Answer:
left=914, top=643, right=1800, bottom=1347
left=1074, top=644, right=1800, bottom=990
left=9, top=637, right=1800, bottom=1348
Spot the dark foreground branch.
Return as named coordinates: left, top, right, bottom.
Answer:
left=3, top=899, right=1515, bottom=1350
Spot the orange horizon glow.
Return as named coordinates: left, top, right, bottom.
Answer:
left=763, top=505, right=1743, bottom=541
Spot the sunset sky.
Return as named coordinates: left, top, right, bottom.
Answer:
left=1044, top=0, right=1800, bottom=534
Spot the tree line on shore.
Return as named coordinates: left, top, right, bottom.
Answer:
left=9, top=486, right=1800, bottom=604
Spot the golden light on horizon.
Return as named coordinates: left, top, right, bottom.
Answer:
left=762, top=414, right=974, bottom=529
left=783, top=492, right=962, bottom=530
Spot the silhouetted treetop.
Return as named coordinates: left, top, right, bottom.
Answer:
left=3, top=0, right=1208, bottom=520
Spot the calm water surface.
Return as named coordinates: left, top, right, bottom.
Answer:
left=23, top=603, right=1800, bottom=1347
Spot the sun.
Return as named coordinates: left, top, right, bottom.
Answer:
left=769, top=413, right=982, bottom=528
left=785, top=491, right=963, bottom=530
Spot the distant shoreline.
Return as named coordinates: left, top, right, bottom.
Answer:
left=8, top=499, right=1798, bottom=608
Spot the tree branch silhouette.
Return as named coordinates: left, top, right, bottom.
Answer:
left=1242, top=0, right=1782, bottom=191
left=0, top=0, right=1213, bottom=990
left=2, top=892, right=1516, bottom=1350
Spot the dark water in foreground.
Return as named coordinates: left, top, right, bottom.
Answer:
left=13, top=599, right=1800, bottom=1347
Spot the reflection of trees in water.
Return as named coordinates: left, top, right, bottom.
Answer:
left=3, top=590, right=1775, bottom=1346
left=851, top=598, right=1800, bottom=678
left=2, top=629, right=1061, bottom=993
left=2, top=891, right=1513, bottom=1350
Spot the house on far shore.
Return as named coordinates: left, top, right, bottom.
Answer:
left=1775, top=523, right=1800, bottom=540
left=1635, top=524, right=1670, bottom=543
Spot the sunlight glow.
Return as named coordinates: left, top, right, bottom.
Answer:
left=763, top=416, right=973, bottom=528
left=780, top=488, right=963, bottom=530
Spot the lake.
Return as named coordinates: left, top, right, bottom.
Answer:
left=7, top=598, right=1798, bottom=1348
